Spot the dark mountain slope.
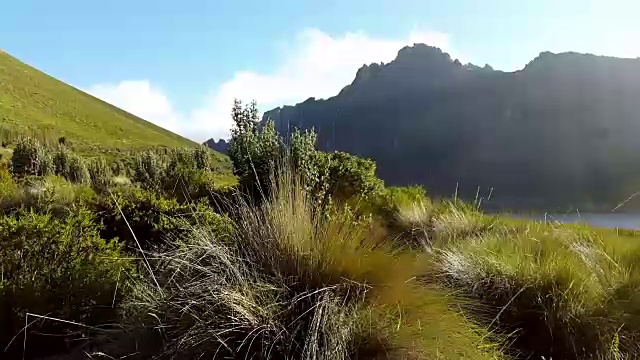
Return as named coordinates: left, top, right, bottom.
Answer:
left=262, top=44, right=640, bottom=211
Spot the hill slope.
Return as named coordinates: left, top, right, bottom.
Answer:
left=0, top=50, right=195, bottom=151
left=262, top=44, right=640, bottom=211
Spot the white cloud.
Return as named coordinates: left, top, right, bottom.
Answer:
left=88, top=81, right=184, bottom=134
left=87, top=28, right=454, bottom=142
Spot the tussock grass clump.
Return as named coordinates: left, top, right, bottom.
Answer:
left=104, top=171, right=502, bottom=359
left=433, top=220, right=640, bottom=359
left=395, top=200, right=495, bottom=249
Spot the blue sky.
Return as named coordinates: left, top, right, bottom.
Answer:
left=2, top=0, right=639, bottom=141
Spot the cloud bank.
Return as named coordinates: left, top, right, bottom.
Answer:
left=87, top=28, right=453, bottom=142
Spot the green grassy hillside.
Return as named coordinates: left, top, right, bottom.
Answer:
left=0, top=50, right=195, bottom=151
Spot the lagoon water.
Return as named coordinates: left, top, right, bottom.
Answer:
left=521, top=213, right=640, bottom=230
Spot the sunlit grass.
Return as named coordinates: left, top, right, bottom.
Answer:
left=101, top=169, right=502, bottom=359
left=393, top=199, right=640, bottom=359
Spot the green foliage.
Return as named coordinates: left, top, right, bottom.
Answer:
left=91, top=187, right=232, bottom=250
left=162, top=161, right=216, bottom=203
left=38, top=148, right=54, bottom=176
left=52, top=145, right=71, bottom=177
left=10, top=137, right=42, bottom=177
left=229, top=100, right=385, bottom=207
left=320, top=151, right=384, bottom=202
left=111, top=159, right=126, bottom=177
left=0, top=147, right=11, bottom=170
left=67, top=151, right=90, bottom=184
left=87, top=157, right=113, bottom=192
left=51, top=145, right=90, bottom=184
left=0, top=209, right=131, bottom=357
left=133, top=150, right=166, bottom=190
left=229, top=100, right=281, bottom=197
left=192, top=145, right=211, bottom=171
left=0, top=168, right=17, bottom=199
left=362, top=185, right=429, bottom=226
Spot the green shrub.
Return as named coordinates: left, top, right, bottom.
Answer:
left=87, top=157, right=113, bottom=192
left=391, top=199, right=495, bottom=249
left=229, top=101, right=281, bottom=199
left=366, top=185, right=429, bottom=220
left=52, top=145, right=71, bottom=176
left=111, top=160, right=126, bottom=177
left=228, top=100, right=386, bottom=207
left=52, top=146, right=90, bottom=184
left=38, top=149, right=55, bottom=176
left=67, top=153, right=90, bottom=184
left=319, top=151, right=384, bottom=203
left=132, top=150, right=166, bottom=189
left=91, top=187, right=232, bottom=251
left=0, top=209, right=131, bottom=358
left=162, top=164, right=216, bottom=203
left=192, top=145, right=211, bottom=171
left=159, top=150, right=217, bottom=202
left=10, top=137, right=42, bottom=177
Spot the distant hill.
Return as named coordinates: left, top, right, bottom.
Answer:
left=0, top=51, right=198, bottom=153
left=204, top=138, right=230, bottom=154
left=262, top=44, right=640, bottom=211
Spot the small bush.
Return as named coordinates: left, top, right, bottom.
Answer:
left=91, top=187, right=232, bottom=251
left=0, top=209, right=131, bottom=358
left=133, top=150, right=166, bottom=189
left=67, top=153, right=90, bottom=184
left=52, top=145, right=90, bottom=184
left=161, top=153, right=216, bottom=202
left=10, top=137, right=42, bottom=177
left=38, top=149, right=55, bottom=176
left=111, top=160, right=126, bottom=176
left=366, top=185, right=429, bottom=220
left=192, top=145, right=211, bottom=171
left=320, top=151, right=384, bottom=203
left=393, top=200, right=495, bottom=249
left=87, top=157, right=113, bottom=192
left=52, top=145, right=71, bottom=176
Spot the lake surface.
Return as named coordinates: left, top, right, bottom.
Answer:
left=518, top=213, right=640, bottom=230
